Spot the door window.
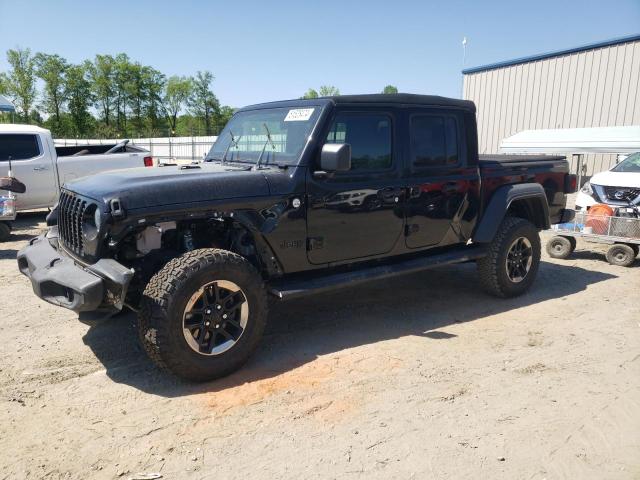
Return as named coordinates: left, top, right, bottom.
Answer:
left=410, top=115, right=458, bottom=167
left=0, top=134, right=41, bottom=161
left=325, top=113, right=392, bottom=171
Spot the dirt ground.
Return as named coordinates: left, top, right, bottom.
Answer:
left=0, top=212, right=638, bottom=480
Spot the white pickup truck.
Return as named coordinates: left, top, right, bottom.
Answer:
left=0, top=124, right=152, bottom=211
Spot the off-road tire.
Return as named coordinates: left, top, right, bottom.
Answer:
left=477, top=217, right=541, bottom=297
left=138, top=248, right=268, bottom=382
left=546, top=235, right=575, bottom=259
left=605, top=244, right=636, bottom=267
left=0, top=222, right=11, bottom=242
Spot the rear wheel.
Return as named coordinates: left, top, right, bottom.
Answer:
left=138, top=248, right=268, bottom=382
left=605, top=244, right=636, bottom=267
left=546, top=236, right=575, bottom=259
left=477, top=217, right=541, bottom=297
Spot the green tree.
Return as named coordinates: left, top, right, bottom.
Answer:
left=0, top=72, right=8, bottom=94
left=0, top=72, right=8, bottom=123
left=382, top=85, right=398, bottom=94
left=216, top=105, right=235, bottom=129
left=113, top=53, right=133, bottom=134
left=144, top=67, right=166, bottom=134
left=301, top=88, right=318, bottom=99
left=34, top=53, right=69, bottom=133
left=86, top=54, right=116, bottom=126
left=164, top=75, right=193, bottom=134
left=189, top=71, right=219, bottom=135
left=318, top=85, right=340, bottom=96
left=125, top=61, right=161, bottom=136
left=1, top=47, right=234, bottom=137
left=3, top=47, right=37, bottom=121
left=29, top=109, right=43, bottom=125
left=65, top=64, right=94, bottom=136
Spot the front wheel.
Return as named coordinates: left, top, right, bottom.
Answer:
left=477, top=217, right=541, bottom=297
left=138, top=248, right=268, bottom=382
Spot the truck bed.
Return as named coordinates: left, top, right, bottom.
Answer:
left=56, top=150, right=151, bottom=187
left=478, top=153, right=571, bottom=225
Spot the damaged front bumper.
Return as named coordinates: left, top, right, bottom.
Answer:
left=17, top=230, right=133, bottom=313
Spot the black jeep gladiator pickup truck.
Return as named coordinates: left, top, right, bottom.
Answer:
left=18, top=94, right=576, bottom=381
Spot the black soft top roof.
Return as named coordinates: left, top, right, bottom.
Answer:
left=331, top=94, right=475, bottom=111
left=240, top=94, right=476, bottom=113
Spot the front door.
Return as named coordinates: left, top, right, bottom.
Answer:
left=0, top=133, right=57, bottom=209
left=306, top=110, right=405, bottom=264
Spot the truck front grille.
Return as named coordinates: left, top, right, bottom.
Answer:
left=58, top=190, right=88, bottom=256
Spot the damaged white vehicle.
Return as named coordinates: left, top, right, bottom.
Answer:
left=576, top=152, right=640, bottom=211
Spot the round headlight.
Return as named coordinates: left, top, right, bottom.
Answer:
left=94, top=208, right=102, bottom=230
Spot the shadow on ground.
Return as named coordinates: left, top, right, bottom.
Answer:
left=82, top=260, right=616, bottom=396
left=13, top=210, right=48, bottom=228
left=0, top=212, right=47, bottom=257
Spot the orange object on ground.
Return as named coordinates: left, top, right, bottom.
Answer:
left=586, top=203, right=614, bottom=234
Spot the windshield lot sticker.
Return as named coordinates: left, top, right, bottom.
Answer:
left=284, top=108, right=314, bottom=122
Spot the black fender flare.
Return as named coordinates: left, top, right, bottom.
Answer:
left=231, top=209, right=285, bottom=277
left=473, top=183, right=550, bottom=243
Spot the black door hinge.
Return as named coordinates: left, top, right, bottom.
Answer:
left=405, top=224, right=419, bottom=236
left=307, top=237, right=324, bottom=250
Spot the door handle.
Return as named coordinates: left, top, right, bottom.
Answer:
left=33, top=167, right=48, bottom=171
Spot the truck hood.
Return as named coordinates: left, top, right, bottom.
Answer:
left=590, top=170, right=640, bottom=188
left=63, top=162, right=272, bottom=210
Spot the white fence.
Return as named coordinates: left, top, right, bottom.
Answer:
left=55, top=136, right=218, bottom=164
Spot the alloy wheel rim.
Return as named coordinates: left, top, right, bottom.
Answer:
left=182, top=280, right=249, bottom=356
left=506, top=237, right=533, bottom=283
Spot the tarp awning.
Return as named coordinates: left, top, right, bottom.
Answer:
left=0, top=94, right=15, bottom=112
left=499, top=126, right=640, bottom=154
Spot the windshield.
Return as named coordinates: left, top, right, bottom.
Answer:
left=205, top=106, right=322, bottom=166
left=611, top=152, right=640, bottom=173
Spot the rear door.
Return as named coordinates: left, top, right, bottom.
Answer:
left=404, top=110, right=480, bottom=248
left=0, top=133, right=57, bottom=209
left=306, top=109, right=405, bottom=264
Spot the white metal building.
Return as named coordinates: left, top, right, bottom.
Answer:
left=463, top=34, right=640, bottom=175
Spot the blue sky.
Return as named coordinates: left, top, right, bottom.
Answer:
left=1, top=0, right=639, bottom=107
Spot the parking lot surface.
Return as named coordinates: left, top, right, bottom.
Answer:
left=1, top=213, right=639, bottom=479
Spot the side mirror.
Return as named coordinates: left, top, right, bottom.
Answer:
left=320, top=143, right=351, bottom=172
left=0, top=177, right=26, bottom=194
